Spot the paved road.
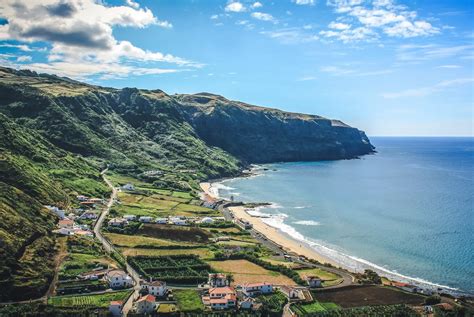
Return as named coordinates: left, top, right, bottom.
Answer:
left=96, top=168, right=141, bottom=316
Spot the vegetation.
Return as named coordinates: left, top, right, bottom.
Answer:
left=47, top=290, right=131, bottom=307
left=129, top=255, right=211, bottom=284
left=256, top=292, right=288, bottom=316
left=292, top=301, right=340, bottom=315
left=173, top=289, right=205, bottom=312
left=292, top=304, right=418, bottom=316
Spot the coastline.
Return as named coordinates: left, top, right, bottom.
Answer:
left=200, top=181, right=338, bottom=266
left=200, top=170, right=470, bottom=296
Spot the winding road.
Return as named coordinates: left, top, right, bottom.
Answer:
left=96, top=168, right=141, bottom=316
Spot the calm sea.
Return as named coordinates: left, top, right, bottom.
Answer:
left=215, top=137, right=474, bottom=294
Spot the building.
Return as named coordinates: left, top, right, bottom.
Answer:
left=58, top=218, right=74, bottom=228
left=205, top=287, right=237, bottom=310
left=241, top=282, right=273, bottom=297
left=77, top=195, right=88, bottom=201
left=46, top=205, right=65, bottom=219
left=123, top=214, right=137, bottom=221
left=109, top=301, right=123, bottom=316
left=139, top=216, right=154, bottom=223
left=155, top=218, right=168, bottom=224
left=279, top=286, right=313, bottom=302
left=57, top=227, right=75, bottom=235
left=88, top=198, right=104, bottom=204
left=135, top=294, right=157, bottom=314
left=236, top=218, right=253, bottom=230
left=122, top=183, right=135, bottom=191
left=141, top=280, right=168, bottom=297
left=106, top=270, right=133, bottom=289
left=208, top=273, right=228, bottom=287
left=239, top=297, right=255, bottom=310
left=306, top=276, right=322, bottom=288
left=108, top=218, right=128, bottom=227
left=200, top=217, right=215, bottom=224
left=170, top=217, right=187, bottom=226
left=79, top=211, right=98, bottom=220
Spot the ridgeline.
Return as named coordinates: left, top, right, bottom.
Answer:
left=0, top=66, right=374, bottom=301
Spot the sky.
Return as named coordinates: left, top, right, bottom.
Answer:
left=0, top=0, right=472, bottom=136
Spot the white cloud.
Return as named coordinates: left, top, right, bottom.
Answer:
left=396, top=44, right=474, bottom=61
left=210, top=14, right=219, bottom=20
left=297, top=76, right=317, bottom=81
left=261, top=28, right=319, bottom=44
left=437, top=65, right=461, bottom=69
left=225, top=2, right=246, bottom=12
left=382, top=78, right=474, bottom=98
left=125, top=0, right=140, bottom=9
left=251, top=12, right=276, bottom=22
left=293, top=0, right=315, bottom=5
left=251, top=2, right=263, bottom=9
left=328, top=22, right=351, bottom=30
left=323, top=0, right=439, bottom=42
left=0, top=43, right=33, bottom=51
left=320, top=65, right=393, bottom=76
left=0, top=0, right=199, bottom=80
left=16, top=55, right=32, bottom=62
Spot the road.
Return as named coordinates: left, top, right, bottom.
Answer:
left=96, top=168, right=141, bottom=316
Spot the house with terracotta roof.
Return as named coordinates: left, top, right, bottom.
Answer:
left=208, top=273, right=228, bottom=287
left=141, top=280, right=168, bottom=297
left=109, top=300, right=123, bottom=316
left=135, top=294, right=157, bottom=314
left=241, top=282, right=273, bottom=297
left=106, top=269, right=133, bottom=289
left=58, top=218, right=74, bottom=228
left=203, top=287, right=237, bottom=310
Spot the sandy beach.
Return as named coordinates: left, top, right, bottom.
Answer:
left=200, top=182, right=336, bottom=266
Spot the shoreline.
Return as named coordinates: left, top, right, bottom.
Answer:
left=200, top=174, right=471, bottom=297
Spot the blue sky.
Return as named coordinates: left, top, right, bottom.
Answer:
left=0, top=0, right=472, bottom=136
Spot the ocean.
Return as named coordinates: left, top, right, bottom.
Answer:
left=214, top=137, right=474, bottom=294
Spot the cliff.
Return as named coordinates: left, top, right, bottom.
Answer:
left=0, top=66, right=373, bottom=300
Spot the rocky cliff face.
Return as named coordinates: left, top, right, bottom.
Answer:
left=176, top=93, right=374, bottom=163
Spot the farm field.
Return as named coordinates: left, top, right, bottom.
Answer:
left=48, top=290, right=131, bottom=307
left=261, top=257, right=300, bottom=269
left=104, top=232, right=189, bottom=248
left=121, top=247, right=212, bottom=258
left=292, top=301, right=340, bottom=315
left=59, top=249, right=113, bottom=280
left=129, top=255, right=211, bottom=284
left=313, top=285, right=425, bottom=308
left=137, top=224, right=212, bottom=243
left=207, top=259, right=296, bottom=285
left=174, top=290, right=204, bottom=312
left=297, top=267, right=343, bottom=287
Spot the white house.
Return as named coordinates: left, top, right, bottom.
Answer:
left=76, top=195, right=88, bottom=201
left=141, top=280, right=168, bottom=297
left=108, top=218, right=128, bottom=227
left=79, top=211, right=98, bottom=220
left=241, top=282, right=273, bottom=297
left=170, top=217, right=187, bottom=226
left=306, top=276, right=322, bottom=288
left=155, top=218, right=168, bottom=224
left=208, top=273, right=228, bottom=287
left=122, top=183, right=135, bottom=191
left=109, top=300, right=123, bottom=316
left=200, top=217, right=215, bottom=224
left=106, top=270, right=133, bottom=289
left=123, top=214, right=137, bottom=221
left=58, top=227, right=75, bottom=236
left=139, top=216, right=154, bottom=223
left=239, top=297, right=255, bottom=310
left=134, top=295, right=156, bottom=314
left=46, top=205, right=66, bottom=219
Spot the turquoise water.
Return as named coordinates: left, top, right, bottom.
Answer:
left=215, top=137, right=474, bottom=294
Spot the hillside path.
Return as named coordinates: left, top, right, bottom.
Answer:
left=96, top=168, right=141, bottom=316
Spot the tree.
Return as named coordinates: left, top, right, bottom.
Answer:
left=226, top=273, right=234, bottom=286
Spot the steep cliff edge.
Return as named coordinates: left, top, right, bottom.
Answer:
left=176, top=93, right=374, bottom=163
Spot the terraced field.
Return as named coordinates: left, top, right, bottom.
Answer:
left=48, top=290, right=131, bottom=307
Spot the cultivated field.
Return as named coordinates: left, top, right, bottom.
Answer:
left=174, top=289, right=204, bottom=312
left=121, top=247, right=212, bottom=258
left=48, top=290, right=131, bottom=307
left=313, top=285, right=425, bottom=308
left=105, top=232, right=187, bottom=248
left=138, top=224, right=212, bottom=243
left=207, top=259, right=296, bottom=285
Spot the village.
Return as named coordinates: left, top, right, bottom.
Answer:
left=42, top=177, right=466, bottom=317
